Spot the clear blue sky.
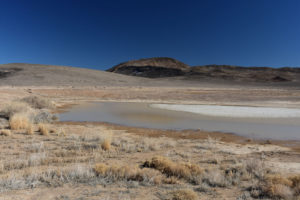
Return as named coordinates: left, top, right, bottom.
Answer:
left=1, top=0, right=300, bottom=69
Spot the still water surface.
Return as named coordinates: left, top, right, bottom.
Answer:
left=59, top=102, right=300, bottom=140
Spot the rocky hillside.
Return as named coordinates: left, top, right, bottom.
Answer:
left=107, top=57, right=190, bottom=78
left=108, top=57, right=300, bottom=83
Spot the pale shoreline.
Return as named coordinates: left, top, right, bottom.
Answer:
left=150, top=103, right=300, bottom=118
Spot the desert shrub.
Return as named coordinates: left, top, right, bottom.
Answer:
left=28, top=152, right=46, bottom=166
left=21, top=96, right=54, bottom=109
left=1, top=102, right=32, bottom=118
left=263, top=183, right=293, bottom=199
left=289, top=175, right=300, bottom=188
left=26, top=124, right=34, bottom=135
left=38, top=123, right=49, bottom=136
left=9, top=113, right=30, bottom=130
left=202, top=169, right=229, bottom=187
left=143, top=156, right=203, bottom=182
left=244, top=158, right=266, bottom=179
left=0, top=165, right=95, bottom=192
left=101, top=138, right=111, bottom=151
left=249, top=174, right=300, bottom=199
left=0, top=129, right=11, bottom=136
left=33, top=110, right=54, bottom=123
left=94, top=163, right=162, bottom=184
left=0, top=118, right=9, bottom=129
left=171, top=189, right=198, bottom=200
left=265, top=174, right=293, bottom=187
left=57, top=128, right=66, bottom=136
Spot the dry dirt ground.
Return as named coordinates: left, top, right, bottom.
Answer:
left=0, top=86, right=300, bottom=200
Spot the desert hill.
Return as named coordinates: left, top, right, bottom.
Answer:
left=1, top=61, right=300, bottom=88
left=108, top=57, right=300, bottom=83
left=107, top=57, right=190, bottom=78
left=0, top=63, right=152, bottom=87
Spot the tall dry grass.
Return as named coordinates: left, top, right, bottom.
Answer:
left=94, top=163, right=163, bottom=184
left=38, top=123, right=49, bottom=136
left=101, top=138, right=111, bottom=151
left=143, top=156, right=203, bottom=181
left=26, top=124, right=34, bottom=135
left=248, top=174, right=300, bottom=199
left=9, top=113, right=31, bottom=130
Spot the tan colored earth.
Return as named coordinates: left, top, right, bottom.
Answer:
left=0, top=63, right=300, bottom=199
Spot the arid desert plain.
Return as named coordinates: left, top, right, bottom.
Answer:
left=1, top=61, right=300, bottom=200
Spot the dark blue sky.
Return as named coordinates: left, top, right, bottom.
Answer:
left=1, top=0, right=300, bottom=69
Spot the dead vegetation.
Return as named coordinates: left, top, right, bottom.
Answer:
left=0, top=101, right=33, bottom=118
left=21, top=96, right=54, bottom=109
left=0, top=96, right=55, bottom=137
left=9, top=113, right=31, bottom=130
left=38, top=123, right=49, bottom=136
left=0, top=96, right=300, bottom=199
left=249, top=174, right=300, bottom=199
left=0, top=121, right=299, bottom=199
left=171, top=189, right=198, bottom=200
left=94, top=163, right=163, bottom=184
left=0, top=129, right=11, bottom=136
left=142, top=156, right=203, bottom=183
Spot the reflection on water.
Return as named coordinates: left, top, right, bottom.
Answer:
left=59, top=102, right=300, bottom=140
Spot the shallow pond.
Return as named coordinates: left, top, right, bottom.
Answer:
left=59, top=102, right=300, bottom=140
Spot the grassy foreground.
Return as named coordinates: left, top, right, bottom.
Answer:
left=0, top=96, right=300, bottom=200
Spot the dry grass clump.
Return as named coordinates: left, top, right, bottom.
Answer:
left=94, top=163, right=163, bottom=184
left=38, top=123, right=49, bottom=136
left=250, top=174, right=300, bottom=199
left=290, top=175, right=300, bottom=195
left=0, top=129, right=11, bottom=136
left=21, top=96, right=54, bottom=109
left=9, top=113, right=31, bottom=130
left=56, top=128, right=66, bottom=136
left=171, top=189, right=198, bottom=200
left=265, top=174, right=293, bottom=187
left=143, top=156, right=203, bottom=182
left=1, top=102, right=32, bottom=118
left=101, top=138, right=111, bottom=151
left=263, top=183, right=293, bottom=199
left=26, top=124, right=34, bottom=135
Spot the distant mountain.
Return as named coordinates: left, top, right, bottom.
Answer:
left=107, top=57, right=300, bottom=82
left=107, top=57, right=190, bottom=78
